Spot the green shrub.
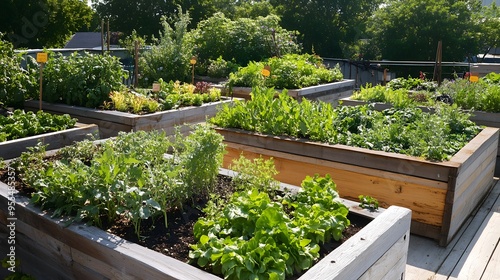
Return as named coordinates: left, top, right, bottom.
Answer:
left=139, top=9, right=193, bottom=87
left=41, top=51, right=126, bottom=108
left=188, top=13, right=301, bottom=73
left=0, top=34, right=37, bottom=108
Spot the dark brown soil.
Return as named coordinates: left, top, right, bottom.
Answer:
left=1, top=170, right=368, bottom=279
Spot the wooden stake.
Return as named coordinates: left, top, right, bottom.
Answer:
left=107, top=19, right=110, bottom=52
left=39, top=63, right=44, bottom=111
left=433, top=41, right=443, bottom=85
left=134, top=40, right=139, bottom=88
left=101, top=20, right=104, bottom=55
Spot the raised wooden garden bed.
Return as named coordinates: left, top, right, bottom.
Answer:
left=0, top=172, right=411, bottom=280
left=340, top=97, right=500, bottom=177
left=24, top=98, right=237, bottom=138
left=0, top=123, right=98, bottom=160
left=215, top=126, right=499, bottom=246
left=217, top=79, right=355, bottom=105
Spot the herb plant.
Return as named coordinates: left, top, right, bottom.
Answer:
left=353, top=77, right=500, bottom=113
left=10, top=125, right=225, bottom=238
left=139, top=9, right=193, bottom=86
left=0, top=110, right=76, bottom=142
left=210, top=87, right=481, bottom=161
left=104, top=80, right=222, bottom=114
left=229, top=155, right=280, bottom=194
left=189, top=174, right=350, bottom=280
left=228, top=54, right=343, bottom=89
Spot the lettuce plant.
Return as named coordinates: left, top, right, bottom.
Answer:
left=190, top=174, right=349, bottom=280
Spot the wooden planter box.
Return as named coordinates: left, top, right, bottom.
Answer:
left=340, top=97, right=500, bottom=177
left=217, top=79, right=355, bottom=106
left=215, top=126, right=499, bottom=246
left=0, top=173, right=410, bottom=280
left=24, top=98, right=237, bottom=138
left=0, top=123, right=98, bottom=160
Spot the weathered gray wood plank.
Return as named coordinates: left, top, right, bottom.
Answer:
left=300, top=206, right=411, bottom=280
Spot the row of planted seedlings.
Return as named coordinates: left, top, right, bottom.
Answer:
left=1, top=124, right=374, bottom=280
left=209, top=87, right=498, bottom=246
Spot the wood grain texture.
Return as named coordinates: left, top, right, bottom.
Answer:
left=224, top=144, right=446, bottom=228
left=218, top=126, right=499, bottom=246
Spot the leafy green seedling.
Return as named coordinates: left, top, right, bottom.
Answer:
left=358, top=195, right=379, bottom=211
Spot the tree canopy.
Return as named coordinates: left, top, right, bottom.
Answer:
left=1, top=0, right=94, bottom=48
left=368, top=0, right=482, bottom=61
left=1, top=0, right=499, bottom=65
left=270, top=0, right=383, bottom=57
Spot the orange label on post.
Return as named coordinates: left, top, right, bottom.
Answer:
left=261, top=65, right=271, bottom=77
left=37, top=52, right=48, bottom=63
left=190, top=56, right=197, bottom=65
left=469, top=72, right=479, bottom=82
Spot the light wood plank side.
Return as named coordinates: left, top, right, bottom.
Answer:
left=24, top=100, right=139, bottom=125
left=224, top=145, right=446, bottom=228
left=0, top=123, right=98, bottom=159
left=454, top=147, right=497, bottom=200
left=451, top=127, right=499, bottom=175
left=448, top=159, right=496, bottom=241
left=299, top=206, right=411, bottom=280
left=223, top=143, right=448, bottom=190
left=217, top=127, right=457, bottom=182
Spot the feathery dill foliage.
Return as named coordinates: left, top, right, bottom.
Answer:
left=210, top=87, right=481, bottom=161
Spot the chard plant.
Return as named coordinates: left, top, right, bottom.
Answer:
left=189, top=174, right=349, bottom=280
left=10, top=125, right=225, bottom=238
left=210, top=87, right=481, bottom=161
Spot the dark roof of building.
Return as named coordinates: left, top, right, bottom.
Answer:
left=64, top=32, right=102, bottom=49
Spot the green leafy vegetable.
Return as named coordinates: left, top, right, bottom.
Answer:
left=190, top=174, right=349, bottom=280
left=210, top=87, right=481, bottom=161
left=0, top=110, right=76, bottom=142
